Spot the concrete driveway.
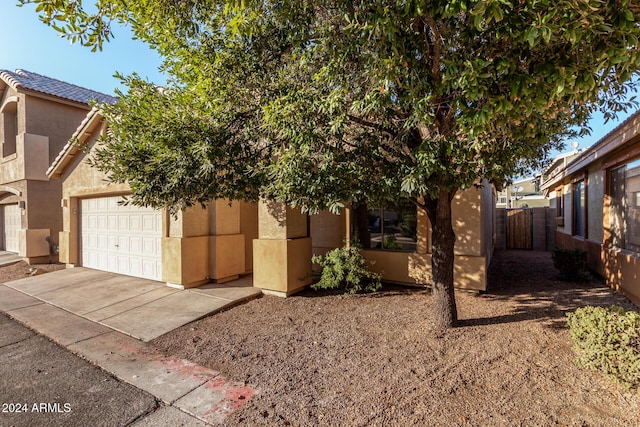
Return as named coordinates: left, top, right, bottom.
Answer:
left=2, top=267, right=261, bottom=342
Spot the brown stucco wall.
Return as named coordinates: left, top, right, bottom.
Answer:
left=24, top=95, right=89, bottom=165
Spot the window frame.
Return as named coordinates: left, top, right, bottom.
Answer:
left=572, top=177, right=587, bottom=238
left=608, top=157, right=640, bottom=253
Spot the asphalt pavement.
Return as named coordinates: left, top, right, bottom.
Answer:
left=0, top=313, right=210, bottom=426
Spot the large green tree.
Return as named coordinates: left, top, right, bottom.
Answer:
left=22, top=0, right=639, bottom=328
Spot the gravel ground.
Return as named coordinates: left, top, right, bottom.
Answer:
left=151, top=250, right=640, bottom=426
left=2, top=253, right=638, bottom=426
left=0, top=261, right=66, bottom=282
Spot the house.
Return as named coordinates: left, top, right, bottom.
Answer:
left=496, top=176, right=548, bottom=209
left=49, top=110, right=495, bottom=293
left=47, top=109, right=258, bottom=288
left=311, top=182, right=496, bottom=291
left=0, top=69, right=116, bottom=262
left=541, top=110, right=640, bottom=305
left=497, top=151, right=583, bottom=209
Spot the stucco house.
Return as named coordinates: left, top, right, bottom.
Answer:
left=0, top=69, right=116, bottom=262
left=49, top=106, right=495, bottom=293
left=47, top=108, right=258, bottom=288
left=542, top=110, right=640, bottom=305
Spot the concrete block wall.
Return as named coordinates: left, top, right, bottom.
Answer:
left=532, top=207, right=547, bottom=251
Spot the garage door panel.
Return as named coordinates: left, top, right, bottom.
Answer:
left=3, top=204, right=21, bottom=253
left=80, top=196, right=162, bottom=281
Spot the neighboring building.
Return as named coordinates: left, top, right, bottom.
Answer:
left=497, top=150, right=583, bottom=209
left=496, top=176, right=548, bottom=209
left=541, top=110, right=640, bottom=305
left=0, top=69, right=116, bottom=262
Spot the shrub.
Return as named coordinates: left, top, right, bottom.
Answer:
left=566, top=305, right=640, bottom=390
left=311, top=245, right=382, bottom=294
left=551, top=248, right=589, bottom=282
left=383, top=236, right=403, bottom=250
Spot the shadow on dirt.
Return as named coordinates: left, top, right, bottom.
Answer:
left=459, top=250, right=636, bottom=329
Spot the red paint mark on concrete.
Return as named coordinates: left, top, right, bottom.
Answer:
left=153, top=355, right=220, bottom=383
left=199, top=376, right=257, bottom=420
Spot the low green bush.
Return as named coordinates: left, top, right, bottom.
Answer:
left=383, top=236, right=403, bottom=250
left=551, top=248, right=589, bottom=282
left=311, top=245, right=382, bottom=294
left=566, top=305, right=640, bottom=390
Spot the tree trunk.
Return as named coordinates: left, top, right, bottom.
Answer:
left=425, top=189, right=458, bottom=329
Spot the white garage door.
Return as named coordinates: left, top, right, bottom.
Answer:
left=3, top=204, right=21, bottom=253
left=80, top=196, right=162, bottom=281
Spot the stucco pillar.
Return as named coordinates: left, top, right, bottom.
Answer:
left=253, top=200, right=312, bottom=296
left=208, top=199, right=246, bottom=283
left=162, top=201, right=246, bottom=288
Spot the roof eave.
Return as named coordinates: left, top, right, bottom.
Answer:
left=47, top=109, right=104, bottom=179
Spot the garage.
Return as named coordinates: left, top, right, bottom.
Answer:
left=80, top=196, right=162, bottom=281
left=2, top=204, right=21, bottom=253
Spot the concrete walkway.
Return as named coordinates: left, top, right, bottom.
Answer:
left=2, top=267, right=261, bottom=341
left=0, top=268, right=262, bottom=425
left=0, top=250, right=21, bottom=266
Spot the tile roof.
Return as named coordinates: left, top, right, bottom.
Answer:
left=0, top=69, right=117, bottom=105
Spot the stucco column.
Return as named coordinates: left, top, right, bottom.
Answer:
left=162, top=200, right=245, bottom=288
left=208, top=199, right=246, bottom=283
left=253, top=200, right=312, bottom=296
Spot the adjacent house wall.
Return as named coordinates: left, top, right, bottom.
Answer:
left=545, top=112, right=640, bottom=306
left=0, top=87, right=91, bottom=262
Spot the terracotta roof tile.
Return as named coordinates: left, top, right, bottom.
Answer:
left=0, top=69, right=117, bottom=105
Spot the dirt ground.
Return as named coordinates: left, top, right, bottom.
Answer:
left=0, top=261, right=66, bottom=282
left=151, top=250, right=640, bottom=426
left=2, top=253, right=639, bottom=426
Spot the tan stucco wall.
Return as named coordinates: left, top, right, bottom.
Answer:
left=209, top=234, right=245, bottom=282
left=258, top=201, right=307, bottom=239
left=604, top=248, right=640, bottom=306
left=24, top=95, right=89, bottom=165
left=304, top=184, right=493, bottom=290
left=253, top=237, right=313, bottom=295
left=162, top=236, right=210, bottom=288
left=310, top=209, right=346, bottom=261
left=253, top=200, right=312, bottom=295
left=240, top=202, right=258, bottom=272
left=452, top=186, right=483, bottom=256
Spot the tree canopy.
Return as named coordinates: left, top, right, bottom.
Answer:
left=21, top=0, right=640, bottom=327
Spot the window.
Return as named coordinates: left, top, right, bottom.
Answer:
left=555, top=188, right=564, bottom=217
left=1, top=100, right=18, bottom=157
left=498, top=196, right=507, bottom=205
left=353, top=199, right=417, bottom=251
left=573, top=179, right=586, bottom=237
left=609, top=158, right=640, bottom=252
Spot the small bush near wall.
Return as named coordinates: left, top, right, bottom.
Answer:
left=551, top=248, right=589, bottom=282
left=567, top=306, right=640, bottom=391
left=312, top=246, right=382, bottom=294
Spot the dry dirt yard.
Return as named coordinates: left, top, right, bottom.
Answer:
left=2, top=254, right=638, bottom=426
left=0, top=261, right=66, bottom=282
left=151, top=250, right=640, bottom=426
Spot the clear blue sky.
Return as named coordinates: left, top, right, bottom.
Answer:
left=1, top=2, right=637, bottom=155
left=0, top=3, right=166, bottom=95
